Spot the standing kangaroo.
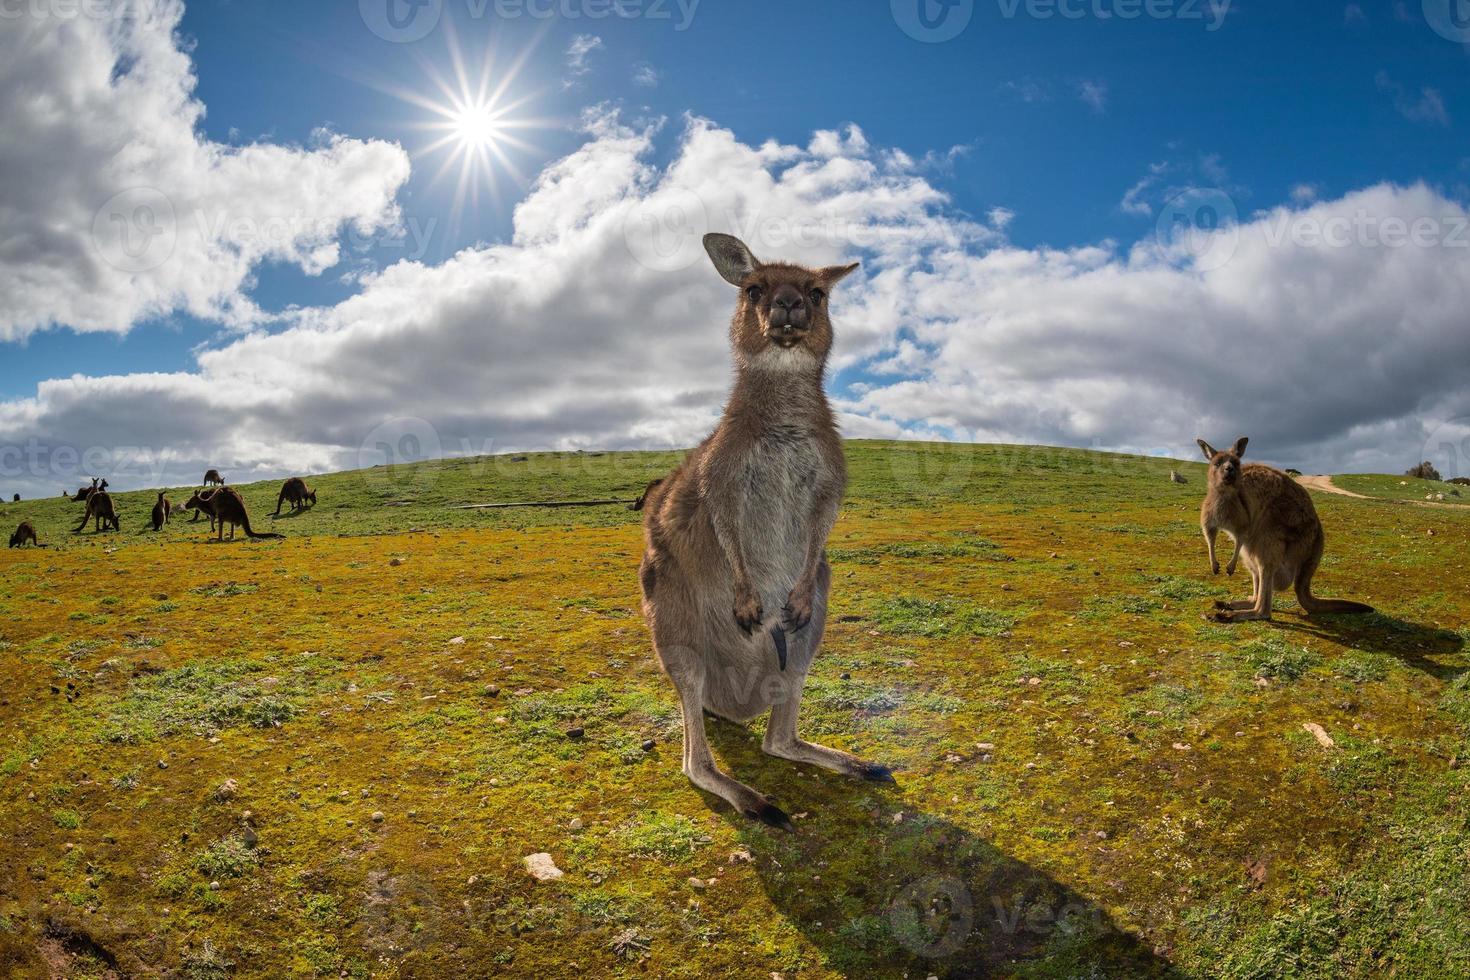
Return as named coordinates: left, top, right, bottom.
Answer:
left=208, top=487, right=284, bottom=541
left=274, top=477, right=317, bottom=515
left=203, top=469, right=225, bottom=487
left=1198, top=437, right=1373, bottom=623
left=151, top=492, right=173, bottom=531
left=75, top=491, right=119, bottom=532
left=637, top=233, right=889, bottom=830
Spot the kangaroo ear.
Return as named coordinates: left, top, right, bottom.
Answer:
left=817, top=261, right=861, bottom=287
left=1232, top=436, right=1249, bottom=458
left=703, top=233, right=760, bottom=286
left=1197, top=439, right=1216, bottom=460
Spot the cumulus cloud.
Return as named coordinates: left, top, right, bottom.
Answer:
left=4, top=13, right=1470, bottom=497
left=563, top=34, right=603, bottom=87
left=0, top=0, right=410, bottom=341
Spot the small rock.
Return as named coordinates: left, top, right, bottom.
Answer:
left=1302, top=722, right=1335, bottom=749
left=371, top=811, right=385, bottom=823
left=641, top=739, right=655, bottom=752
left=523, top=852, right=564, bottom=882
left=448, top=636, right=466, bottom=645
left=569, top=817, right=583, bottom=831
left=839, top=672, right=851, bottom=680
left=565, top=726, right=585, bottom=740
left=687, top=876, right=707, bottom=890
left=209, top=880, right=220, bottom=890
left=389, top=558, right=403, bottom=567
left=976, top=742, right=995, bottom=751
left=157, top=759, right=168, bottom=770
left=728, top=848, right=752, bottom=864
left=213, top=778, right=239, bottom=801
left=1172, top=743, right=1191, bottom=751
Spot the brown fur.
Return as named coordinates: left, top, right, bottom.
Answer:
left=75, top=490, right=119, bottom=533
left=9, top=521, right=39, bottom=548
left=638, top=233, right=885, bottom=830
left=274, top=477, right=317, bottom=515
left=70, top=478, right=106, bottom=502
left=1197, top=436, right=1373, bottom=622
left=203, top=469, right=225, bottom=487
left=151, top=492, right=173, bottom=531
left=207, top=487, right=284, bottom=541
left=184, top=488, right=221, bottom=530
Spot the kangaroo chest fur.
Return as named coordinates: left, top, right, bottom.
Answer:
left=732, top=424, right=825, bottom=598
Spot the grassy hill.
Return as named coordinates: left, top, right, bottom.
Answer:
left=1, top=441, right=1467, bottom=978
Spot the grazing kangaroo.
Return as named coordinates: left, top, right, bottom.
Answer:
left=637, top=233, right=887, bottom=830
left=184, top=488, right=221, bottom=530
left=1198, top=437, right=1373, bottom=623
left=70, top=478, right=106, bottom=502
left=209, top=487, right=284, bottom=541
left=151, top=492, right=173, bottom=531
left=203, top=469, right=225, bottom=487
left=9, top=521, right=39, bottom=548
left=75, top=490, right=119, bottom=532
left=274, top=477, right=317, bottom=515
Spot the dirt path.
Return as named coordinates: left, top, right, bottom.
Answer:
left=1297, top=474, right=1467, bottom=509
left=1296, top=475, right=1370, bottom=499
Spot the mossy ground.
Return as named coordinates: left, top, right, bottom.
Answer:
left=1, top=442, right=1467, bottom=978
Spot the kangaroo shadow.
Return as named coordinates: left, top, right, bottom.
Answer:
left=269, top=507, right=314, bottom=521
left=1273, top=611, right=1466, bottom=682
left=704, top=723, right=1181, bottom=978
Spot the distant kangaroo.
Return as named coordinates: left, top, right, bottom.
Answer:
left=1198, top=437, right=1373, bottom=622
left=9, top=521, right=39, bottom=548
left=637, top=233, right=887, bottom=830
left=209, top=487, right=284, bottom=541
left=184, top=488, right=221, bottom=530
left=151, top=492, right=173, bottom=531
left=203, top=469, right=225, bottom=487
left=75, top=490, right=119, bottom=533
left=274, top=477, right=317, bottom=515
left=70, top=478, right=106, bottom=502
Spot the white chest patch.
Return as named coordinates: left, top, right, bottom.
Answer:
left=739, top=429, right=822, bottom=597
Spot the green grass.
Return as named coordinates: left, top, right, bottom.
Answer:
left=1, top=441, right=1467, bottom=978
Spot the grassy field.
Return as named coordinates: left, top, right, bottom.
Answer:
left=1332, top=473, right=1469, bottom=504
left=0, top=441, right=1467, bottom=978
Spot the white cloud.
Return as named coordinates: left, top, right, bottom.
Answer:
left=1290, top=183, right=1320, bottom=203
left=564, top=34, right=603, bottom=87
left=1376, top=71, right=1451, bottom=127
left=4, top=18, right=1470, bottom=497
left=1077, top=79, right=1108, bottom=114
left=0, top=0, right=410, bottom=342
left=632, top=62, right=660, bottom=88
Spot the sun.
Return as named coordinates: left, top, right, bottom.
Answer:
left=366, top=26, right=555, bottom=227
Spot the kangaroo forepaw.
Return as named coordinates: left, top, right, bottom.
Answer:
left=782, top=592, right=813, bottom=632
left=733, top=589, right=764, bottom=634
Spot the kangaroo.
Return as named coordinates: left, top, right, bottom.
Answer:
left=203, top=469, right=225, bottom=487
left=1198, top=437, right=1373, bottom=622
left=637, top=233, right=887, bottom=830
left=70, top=478, right=105, bottom=502
left=151, top=492, right=173, bottom=531
left=274, top=477, right=317, bottom=515
left=75, top=490, right=119, bottom=532
left=208, top=487, right=284, bottom=541
left=9, top=521, right=39, bottom=547
left=184, top=488, right=221, bottom=530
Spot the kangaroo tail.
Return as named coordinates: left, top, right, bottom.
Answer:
left=1300, top=596, right=1374, bottom=615
left=240, top=512, right=284, bottom=540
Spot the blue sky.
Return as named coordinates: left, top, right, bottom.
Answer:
left=2, top=0, right=1469, bottom=494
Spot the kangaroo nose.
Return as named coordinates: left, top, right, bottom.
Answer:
left=769, top=285, right=808, bottom=330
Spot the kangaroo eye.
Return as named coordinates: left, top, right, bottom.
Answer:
left=745, top=285, right=763, bottom=303
left=809, top=288, right=826, bottom=305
